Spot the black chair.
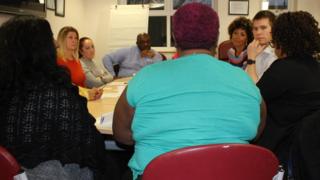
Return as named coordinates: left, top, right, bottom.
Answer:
left=113, top=64, right=120, bottom=77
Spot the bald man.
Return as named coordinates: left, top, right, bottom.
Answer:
left=102, top=33, right=162, bottom=77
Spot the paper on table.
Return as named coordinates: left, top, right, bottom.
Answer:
left=101, top=92, right=121, bottom=98
left=108, top=81, right=127, bottom=86
left=117, top=85, right=126, bottom=93
left=95, top=111, right=114, bottom=128
left=101, top=85, right=126, bottom=99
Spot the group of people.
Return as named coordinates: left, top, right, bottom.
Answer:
left=0, top=13, right=162, bottom=180
left=113, top=3, right=320, bottom=180
left=55, top=26, right=162, bottom=101
left=0, top=2, right=320, bottom=180
left=220, top=10, right=277, bottom=82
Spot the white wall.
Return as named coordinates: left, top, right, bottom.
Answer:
left=46, top=0, right=84, bottom=39
left=45, top=0, right=116, bottom=65
left=0, top=0, right=319, bottom=60
left=217, top=0, right=261, bottom=44
left=297, top=0, right=320, bottom=23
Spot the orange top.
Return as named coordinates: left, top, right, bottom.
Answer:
left=57, top=58, right=86, bottom=87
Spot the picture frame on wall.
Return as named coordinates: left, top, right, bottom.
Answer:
left=229, top=0, right=249, bottom=15
left=55, top=0, right=65, bottom=17
left=46, top=0, right=55, bottom=10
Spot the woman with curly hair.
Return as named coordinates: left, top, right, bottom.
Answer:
left=0, top=15, right=110, bottom=179
left=226, top=17, right=253, bottom=68
left=113, top=3, right=265, bottom=179
left=254, top=11, right=320, bottom=179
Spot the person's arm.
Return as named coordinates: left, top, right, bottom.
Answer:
left=78, top=86, right=103, bottom=101
left=81, top=60, right=105, bottom=88
left=253, top=99, right=267, bottom=141
left=245, top=40, right=267, bottom=83
left=152, top=50, right=163, bottom=62
left=102, top=54, right=116, bottom=77
left=101, top=69, right=114, bottom=83
left=102, top=49, right=128, bottom=77
left=113, top=88, right=135, bottom=145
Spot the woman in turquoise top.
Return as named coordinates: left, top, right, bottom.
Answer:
left=113, top=3, right=266, bottom=180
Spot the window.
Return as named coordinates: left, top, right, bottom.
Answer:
left=261, top=0, right=296, bottom=15
left=123, top=0, right=216, bottom=52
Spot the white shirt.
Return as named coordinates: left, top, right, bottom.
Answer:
left=255, top=46, right=277, bottom=79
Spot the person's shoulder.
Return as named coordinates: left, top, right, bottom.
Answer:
left=123, top=46, right=137, bottom=52
left=264, top=57, right=300, bottom=77
left=263, top=47, right=277, bottom=59
left=56, top=57, right=65, bottom=65
left=43, top=82, right=76, bottom=94
left=106, top=46, right=133, bottom=55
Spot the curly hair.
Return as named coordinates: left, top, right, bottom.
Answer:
left=0, top=15, right=71, bottom=99
left=272, top=11, right=320, bottom=58
left=173, top=3, right=219, bottom=50
left=228, top=17, right=253, bottom=44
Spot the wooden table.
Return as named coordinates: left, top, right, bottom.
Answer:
left=88, top=77, right=131, bottom=134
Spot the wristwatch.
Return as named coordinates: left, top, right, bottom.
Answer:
left=246, top=59, right=256, bottom=65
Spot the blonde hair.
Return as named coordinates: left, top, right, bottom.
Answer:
left=56, top=26, right=79, bottom=60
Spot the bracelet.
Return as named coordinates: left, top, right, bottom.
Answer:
left=247, top=59, right=256, bottom=65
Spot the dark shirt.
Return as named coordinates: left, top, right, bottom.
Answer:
left=0, top=81, right=108, bottom=179
left=255, top=56, right=320, bottom=165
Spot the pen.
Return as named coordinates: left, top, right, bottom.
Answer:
left=100, top=116, right=105, bottom=124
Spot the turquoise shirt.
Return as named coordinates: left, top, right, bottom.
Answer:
left=126, top=54, right=261, bottom=179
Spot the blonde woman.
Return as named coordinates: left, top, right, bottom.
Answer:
left=56, top=26, right=85, bottom=87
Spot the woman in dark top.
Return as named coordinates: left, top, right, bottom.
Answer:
left=254, top=11, right=320, bottom=180
left=0, top=16, right=109, bottom=179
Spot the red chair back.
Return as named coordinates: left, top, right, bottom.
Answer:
left=142, top=144, right=279, bottom=180
left=218, top=40, right=233, bottom=62
left=0, top=146, right=21, bottom=180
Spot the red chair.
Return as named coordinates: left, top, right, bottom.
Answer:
left=218, top=40, right=233, bottom=62
left=142, top=144, right=279, bottom=180
left=0, top=146, right=22, bottom=180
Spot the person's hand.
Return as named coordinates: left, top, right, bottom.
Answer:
left=247, top=40, right=268, bottom=60
left=88, top=87, right=103, bottom=101
left=141, top=50, right=155, bottom=58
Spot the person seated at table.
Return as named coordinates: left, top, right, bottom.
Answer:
left=102, top=32, right=162, bottom=77
left=224, top=17, right=253, bottom=68
left=112, top=3, right=266, bottom=179
left=56, top=26, right=85, bottom=87
left=56, top=26, right=103, bottom=100
left=245, top=10, right=277, bottom=83
left=0, top=15, right=110, bottom=179
left=253, top=11, right=320, bottom=179
left=79, top=37, right=113, bottom=88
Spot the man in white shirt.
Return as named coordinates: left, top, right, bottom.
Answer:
left=246, top=10, right=277, bottom=83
